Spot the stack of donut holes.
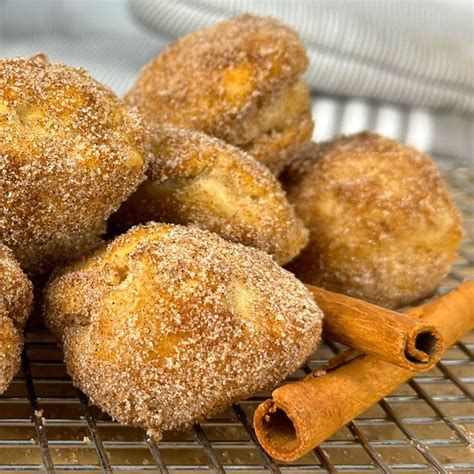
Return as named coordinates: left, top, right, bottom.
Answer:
left=0, top=14, right=463, bottom=438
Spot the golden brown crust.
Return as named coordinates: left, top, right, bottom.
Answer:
left=0, top=55, right=149, bottom=275
left=113, top=125, right=308, bottom=264
left=43, top=223, right=323, bottom=438
left=125, top=14, right=313, bottom=174
left=0, top=244, right=33, bottom=393
left=285, top=132, right=464, bottom=308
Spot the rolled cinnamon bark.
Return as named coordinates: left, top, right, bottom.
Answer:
left=306, top=285, right=444, bottom=370
left=254, top=281, right=474, bottom=462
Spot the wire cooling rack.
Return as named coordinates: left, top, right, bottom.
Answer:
left=1, top=102, right=473, bottom=473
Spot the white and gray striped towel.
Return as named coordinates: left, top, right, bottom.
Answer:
left=130, top=0, right=474, bottom=115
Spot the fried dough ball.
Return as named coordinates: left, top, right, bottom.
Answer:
left=0, top=244, right=33, bottom=393
left=125, top=14, right=313, bottom=174
left=284, top=132, right=463, bottom=308
left=113, top=125, right=308, bottom=265
left=44, top=223, right=323, bottom=438
left=0, top=55, right=149, bottom=275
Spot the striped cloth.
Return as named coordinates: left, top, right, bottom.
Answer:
left=130, top=0, right=474, bottom=114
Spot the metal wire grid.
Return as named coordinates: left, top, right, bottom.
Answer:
left=0, top=104, right=473, bottom=472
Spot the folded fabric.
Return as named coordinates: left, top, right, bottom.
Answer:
left=129, top=0, right=474, bottom=114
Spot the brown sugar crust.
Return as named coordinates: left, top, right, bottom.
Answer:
left=43, top=223, right=323, bottom=438
left=125, top=14, right=313, bottom=174
left=0, top=54, right=149, bottom=275
left=0, top=244, right=33, bottom=393
left=285, top=132, right=464, bottom=308
left=113, top=125, right=308, bottom=265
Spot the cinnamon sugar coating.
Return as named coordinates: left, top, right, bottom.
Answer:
left=125, top=14, right=313, bottom=174
left=113, top=125, right=308, bottom=265
left=0, top=55, right=149, bottom=275
left=0, top=244, right=33, bottom=393
left=44, top=223, right=323, bottom=438
left=284, top=132, right=464, bottom=308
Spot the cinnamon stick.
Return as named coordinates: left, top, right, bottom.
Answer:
left=254, top=281, right=474, bottom=462
left=306, top=285, right=444, bottom=370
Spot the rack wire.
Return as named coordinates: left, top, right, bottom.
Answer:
left=0, top=102, right=472, bottom=472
